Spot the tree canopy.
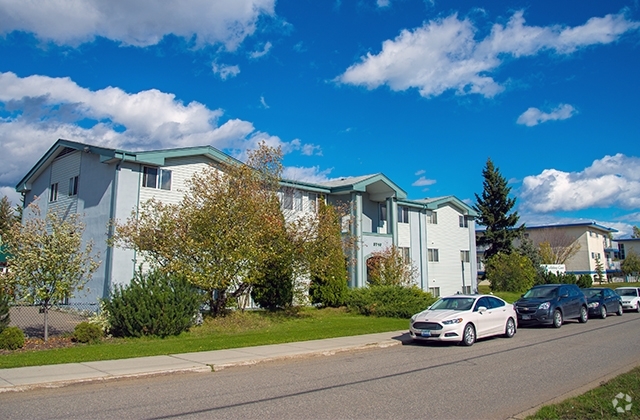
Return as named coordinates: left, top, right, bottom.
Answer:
left=113, top=142, right=286, bottom=316
left=4, top=205, right=100, bottom=341
left=474, top=158, right=524, bottom=260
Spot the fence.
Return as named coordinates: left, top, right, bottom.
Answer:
left=8, top=303, right=98, bottom=339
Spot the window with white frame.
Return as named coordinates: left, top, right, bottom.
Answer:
left=68, top=176, right=78, bottom=196
left=428, top=248, right=439, bottom=262
left=398, top=206, right=409, bottom=223
left=49, top=183, right=58, bottom=202
left=459, top=215, right=468, bottom=228
left=429, top=287, right=440, bottom=297
left=399, top=247, right=410, bottom=264
left=294, top=190, right=303, bottom=211
left=460, top=250, right=470, bottom=262
left=281, top=190, right=293, bottom=210
left=427, top=212, right=437, bottom=224
left=143, top=166, right=172, bottom=190
left=308, top=193, right=318, bottom=213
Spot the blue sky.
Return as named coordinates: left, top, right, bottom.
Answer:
left=1, top=0, right=639, bottom=237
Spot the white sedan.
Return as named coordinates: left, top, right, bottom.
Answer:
left=410, top=294, right=517, bottom=346
left=615, top=287, right=640, bottom=312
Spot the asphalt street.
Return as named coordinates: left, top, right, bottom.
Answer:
left=1, top=313, right=640, bottom=419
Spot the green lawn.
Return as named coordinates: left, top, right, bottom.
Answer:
left=527, top=366, right=640, bottom=419
left=0, top=307, right=408, bottom=369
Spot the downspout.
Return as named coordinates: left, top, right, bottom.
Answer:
left=103, top=154, right=126, bottom=299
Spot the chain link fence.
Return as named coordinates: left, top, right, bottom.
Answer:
left=8, top=303, right=98, bottom=339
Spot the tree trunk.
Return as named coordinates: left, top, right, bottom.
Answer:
left=210, top=289, right=228, bottom=317
left=43, top=302, right=49, bottom=342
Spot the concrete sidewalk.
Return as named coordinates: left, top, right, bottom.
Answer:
left=0, top=330, right=409, bottom=393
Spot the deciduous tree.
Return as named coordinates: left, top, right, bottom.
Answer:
left=5, top=205, right=100, bottom=341
left=474, top=158, right=524, bottom=260
left=485, top=252, right=536, bottom=293
left=366, top=246, right=417, bottom=287
left=113, top=143, right=288, bottom=316
left=621, top=250, right=640, bottom=281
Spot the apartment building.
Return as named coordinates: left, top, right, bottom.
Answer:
left=16, top=139, right=478, bottom=305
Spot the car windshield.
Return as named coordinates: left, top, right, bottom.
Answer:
left=523, top=287, right=558, bottom=299
left=616, top=289, right=639, bottom=297
left=583, top=289, right=604, bottom=298
left=429, top=297, right=475, bottom=311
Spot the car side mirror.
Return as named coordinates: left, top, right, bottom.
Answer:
left=478, top=306, right=487, bottom=313
left=560, top=293, right=569, bottom=298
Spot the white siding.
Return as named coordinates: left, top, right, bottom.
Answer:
left=49, top=151, right=81, bottom=218
left=139, top=156, right=216, bottom=205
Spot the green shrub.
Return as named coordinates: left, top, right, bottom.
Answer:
left=0, top=326, right=24, bottom=350
left=73, top=321, right=103, bottom=344
left=104, top=270, right=203, bottom=338
left=251, top=233, right=295, bottom=311
left=346, top=285, right=436, bottom=318
left=0, top=288, right=10, bottom=332
left=486, top=252, right=536, bottom=293
left=577, top=273, right=593, bottom=288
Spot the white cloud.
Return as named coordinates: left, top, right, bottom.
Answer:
left=212, top=63, right=241, bottom=80
left=412, top=176, right=436, bottom=187
left=283, top=166, right=334, bottom=184
left=0, top=0, right=276, bottom=50
left=376, top=0, right=391, bottom=8
left=519, top=154, right=640, bottom=213
left=337, top=11, right=639, bottom=98
left=517, top=104, right=577, bottom=126
left=260, top=96, right=270, bottom=109
left=0, top=71, right=310, bottom=186
left=415, top=169, right=426, bottom=176
left=250, top=41, right=273, bottom=59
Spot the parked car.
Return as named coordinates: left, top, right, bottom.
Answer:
left=514, top=284, right=588, bottom=328
left=409, top=294, right=517, bottom=346
left=582, top=287, right=623, bottom=319
left=615, top=287, right=640, bottom=313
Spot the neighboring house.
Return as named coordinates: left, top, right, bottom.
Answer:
left=477, top=222, right=619, bottom=281
left=617, top=238, right=640, bottom=281
left=16, top=139, right=478, bottom=305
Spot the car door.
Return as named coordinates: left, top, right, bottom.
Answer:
left=486, top=296, right=510, bottom=335
left=473, top=297, right=504, bottom=337
left=605, top=288, right=620, bottom=312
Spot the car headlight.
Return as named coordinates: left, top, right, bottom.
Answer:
left=538, top=302, right=550, bottom=310
left=442, top=318, right=463, bottom=325
left=588, top=302, right=600, bottom=308
left=411, top=314, right=417, bottom=322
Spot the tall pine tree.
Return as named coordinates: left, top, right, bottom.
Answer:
left=474, top=158, right=524, bottom=260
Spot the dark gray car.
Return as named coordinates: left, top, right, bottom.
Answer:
left=515, top=284, right=588, bottom=328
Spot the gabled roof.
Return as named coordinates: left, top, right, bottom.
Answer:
left=407, top=195, right=478, bottom=217
left=316, top=173, right=407, bottom=200
left=16, top=139, right=242, bottom=193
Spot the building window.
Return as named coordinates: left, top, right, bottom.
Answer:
left=143, top=166, right=172, bottom=191
left=399, top=247, right=410, bottom=264
left=379, top=203, right=387, bottom=222
left=68, top=176, right=78, bottom=196
left=428, top=212, right=437, bottom=224
left=428, top=248, right=439, bottom=262
left=460, top=250, right=470, bottom=263
left=294, top=190, right=303, bottom=211
left=281, top=190, right=293, bottom=210
left=398, top=206, right=409, bottom=223
left=308, top=193, right=318, bottom=213
left=591, top=252, right=595, bottom=258
left=459, top=215, right=468, bottom=228
left=429, top=287, right=440, bottom=298
left=49, top=183, right=58, bottom=202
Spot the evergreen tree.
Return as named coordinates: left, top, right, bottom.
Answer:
left=474, top=158, right=524, bottom=260
left=632, top=226, right=640, bottom=239
left=0, top=195, right=18, bottom=241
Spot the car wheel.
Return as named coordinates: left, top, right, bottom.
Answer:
left=637, top=302, right=640, bottom=313
left=616, top=304, right=623, bottom=316
left=579, top=306, right=588, bottom=323
left=600, top=305, right=607, bottom=319
left=461, top=323, right=476, bottom=346
left=504, top=317, right=516, bottom=338
left=552, top=309, right=563, bottom=328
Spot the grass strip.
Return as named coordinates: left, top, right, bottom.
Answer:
left=0, top=308, right=408, bottom=369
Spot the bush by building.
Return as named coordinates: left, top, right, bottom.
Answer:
left=346, top=285, right=436, bottom=319
left=0, top=326, right=24, bottom=350
left=73, top=321, right=103, bottom=344
left=104, top=270, right=202, bottom=338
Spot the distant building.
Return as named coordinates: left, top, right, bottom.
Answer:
left=477, top=222, right=620, bottom=281
left=16, top=139, right=478, bottom=305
